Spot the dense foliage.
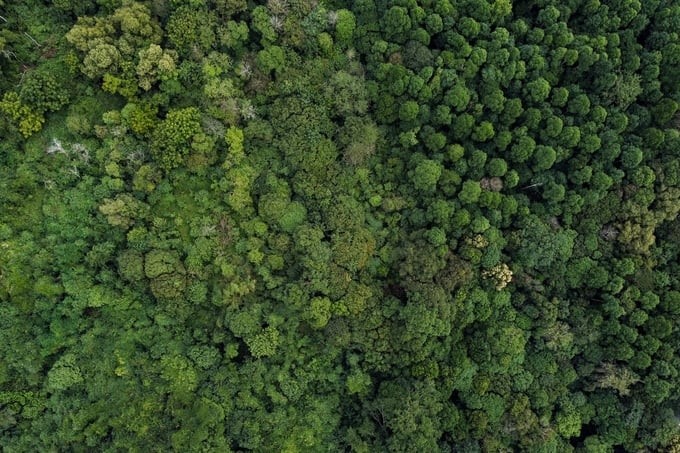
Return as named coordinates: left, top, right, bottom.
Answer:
left=2, top=0, right=680, bottom=451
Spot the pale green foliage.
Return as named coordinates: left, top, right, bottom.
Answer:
left=99, top=194, right=149, bottom=229
left=144, top=250, right=182, bottom=279
left=225, top=126, right=245, bottom=161
left=66, top=2, right=162, bottom=86
left=346, top=370, right=371, bottom=394
left=65, top=17, right=115, bottom=53
left=459, top=180, right=482, bottom=204
left=69, top=3, right=161, bottom=55
left=161, top=355, right=198, bottom=395
left=226, top=164, right=257, bottom=212
left=278, top=201, right=307, bottom=233
left=327, top=71, right=369, bottom=116
left=340, top=116, right=379, bottom=166
left=47, top=354, right=83, bottom=392
left=335, top=10, right=356, bottom=44
left=594, top=363, right=640, bottom=396
left=136, top=44, right=177, bottom=90
left=555, top=407, right=581, bottom=438
left=257, top=46, right=286, bottom=73
left=82, top=43, right=121, bottom=78
left=246, top=326, right=280, bottom=358
left=609, top=73, right=642, bottom=108
left=306, top=297, right=332, bottom=329
left=117, top=250, right=144, bottom=281
left=412, top=159, right=443, bottom=191
left=112, top=3, right=160, bottom=41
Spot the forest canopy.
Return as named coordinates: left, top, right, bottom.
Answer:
left=1, top=0, right=680, bottom=451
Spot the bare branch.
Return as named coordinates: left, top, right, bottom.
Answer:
left=23, top=32, right=41, bottom=48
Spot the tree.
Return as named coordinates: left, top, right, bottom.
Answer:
left=305, top=297, right=332, bottom=329
left=383, top=7, right=412, bottom=40
left=651, top=98, right=678, bottom=126
left=326, top=71, right=369, bottom=116
left=608, top=73, right=642, bottom=108
left=18, top=70, right=69, bottom=113
left=487, top=158, right=508, bottom=177
left=513, top=216, right=577, bottom=272
left=526, top=77, right=551, bottom=102
left=399, top=100, right=419, bottom=122
left=568, top=93, right=591, bottom=116
left=117, top=250, right=144, bottom=282
left=160, top=354, right=198, bottom=395
left=411, top=159, right=443, bottom=192
left=445, top=83, right=471, bottom=112
left=245, top=326, right=280, bottom=358
left=510, top=135, right=536, bottom=163
left=472, top=121, right=494, bottom=142
left=339, top=116, right=379, bottom=165
left=533, top=146, right=557, bottom=171
left=459, top=180, right=482, bottom=204
left=214, top=0, right=247, bottom=16
left=145, top=250, right=187, bottom=300
left=99, top=195, right=149, bottom=229
left=136, top=44, right=177, bottom=91
left=167, top=7, right=215, bottom=55
left=65, top=17, right=116, bottom=53
left=150, top=107, right=203, bottom=170
left=82, top=43, right=121, bottom=79
left=593, top=363, right=639, bottom=396
left=334, top=10, right=356, bottom=45
left=256, top=45, right=285, bottom=74
left=0, top=92, right=45, bottom=137
left=621, top=145, right=643, bottom=169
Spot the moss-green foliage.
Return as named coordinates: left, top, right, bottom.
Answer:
left=2, top=0, right=680, bottom=451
